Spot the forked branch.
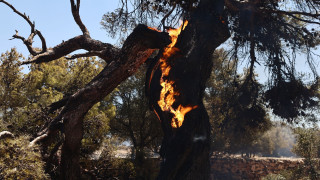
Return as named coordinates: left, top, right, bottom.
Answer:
left=0, top=0, right=118, bottom=65
left=21, top=35, right=119, bottom=64
left=1, top=0, right=47, bottom=55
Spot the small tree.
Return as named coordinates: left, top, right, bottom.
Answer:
left=292, top=127, right=320, bottom=180
left=109, top=66, right=162, bottom=179
left=205, top=49, right=272, bottom=156
left=0, top=49, right=26, bottom=123
left=0, top=49, right=117, bottom=178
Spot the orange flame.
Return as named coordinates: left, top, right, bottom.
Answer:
left=148, top=26, right=161, bottom=32
left=156, top=21, right=198, bottom=128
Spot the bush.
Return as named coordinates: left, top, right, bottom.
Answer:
left=0, top=135, right=48, bottom=179
left=292, top=127, right=320, bottom=180
left=262, top=173, right=286, bottom=180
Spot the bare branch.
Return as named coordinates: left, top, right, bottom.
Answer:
left=21, top=35, right=119, bottom=64
left=0, top=0, right=34, bottom=31
left=1, top=0, right=103, bottom=65
left=1, top=0, right=117, bottom=65
left=70, top=0, right=89, bottom=36
left=161, top=3, right=177, bottom=30
left=36, top=30, right=47, bottom=52
left=262, top=8, right=320, bottom=19
left=0, top=0, right=47, bottom=55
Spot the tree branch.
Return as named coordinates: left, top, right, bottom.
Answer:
left=31, top=24, right=171, bottom=146
left=0, top=0, right=47, bottom=55
left=160, top=3, right=176, bottom=30
left=21, top=35, right=119, bottom=64
left=70, top=0, right=89, bottom=36
left=0, top=0, right=34, bottom=31
left=262, top=8, right=320, bottom=18
left=225, top=0, right=320, bottom=22
left=1, top=0, right=120, bottom=65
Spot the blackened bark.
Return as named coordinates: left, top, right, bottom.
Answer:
left=147, top=0, right=230, bottom=179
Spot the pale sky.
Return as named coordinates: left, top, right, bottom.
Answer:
left=1, top=1, right=319, bottom=125
left=0, top=0, right=319, bottom=83
left=0, top=0, right=118, bottom=58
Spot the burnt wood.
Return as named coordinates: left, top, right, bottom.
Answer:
left=147, top=0, right=230, bottom=179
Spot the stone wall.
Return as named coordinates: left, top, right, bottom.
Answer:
left=210, top=156, right=304, bottom=179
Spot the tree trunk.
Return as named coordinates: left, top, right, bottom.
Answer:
left=56, top=25, right=171, bottom=179
left=134, top=147, right=147, bottom=179
left=147, top=0, right=230, bottom=179
left=60, top=108, right=86, bottom=179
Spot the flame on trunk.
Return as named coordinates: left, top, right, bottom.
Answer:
left=155, top=21, right=198, bottom=128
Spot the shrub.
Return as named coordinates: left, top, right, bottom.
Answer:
left=0, top=135, right=48, bottom=179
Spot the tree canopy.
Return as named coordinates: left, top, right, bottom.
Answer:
left=103, top=0, right=320, bottom=121
left=1, top=0, right=320, bottom=179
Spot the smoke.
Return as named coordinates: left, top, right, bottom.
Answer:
left=263, top=123, right=297, bottom=157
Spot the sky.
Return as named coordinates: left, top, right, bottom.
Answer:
left=1, top=1, right=319, bottom=126
left=0, top=0, right=319, bottom=82
left=0, top=0, right=118, bottom=60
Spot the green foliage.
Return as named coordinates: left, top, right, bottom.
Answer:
left=268, top=164, right=320, bottom=180
left=265, top=79, right=320, bottom=122
left=0, top=49, right=116, bottom=178
left=270, top=127, right=320, bottom=180
left=104, top=0, right=320, bottom=122
left=0, top=49, right=26, bottom=123
left=0, top=49, right=114, bottom=149
left=205, top=49, right=272, bottom=155
left=293, top=127, right=320, bottom=160
left=292, top=127, right=320, bottom=180
left=101, top=0, right=198, bottom=39
left=80, top=137, right=136, bottom=179
left=109, top=65, right=162, bottom=178
left=262, top=173, right=286, bottom=180
left=0, top=135, right=48, bottom=180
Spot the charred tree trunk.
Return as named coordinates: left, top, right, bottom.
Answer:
left=147, top=0, right=230, bottom=179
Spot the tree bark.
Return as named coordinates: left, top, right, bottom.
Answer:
left=147, top=0, right=230, bottom=179
left=55, top=25, right=170, bottom=179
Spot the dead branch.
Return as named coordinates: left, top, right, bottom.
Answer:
left=70, top=0, right=89, bottom=36
left=1, top=0, right=120, bottom=65
left=0, top=0, right=47, bottom=55
left=21, top=35, right=119, bottom=64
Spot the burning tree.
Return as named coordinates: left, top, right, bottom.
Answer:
left=1, top=0, right=320, bottom=179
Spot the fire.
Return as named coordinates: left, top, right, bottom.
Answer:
left=156, top=21, right=198, bottom=128
left=148, top=26, right=161, bottom=32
